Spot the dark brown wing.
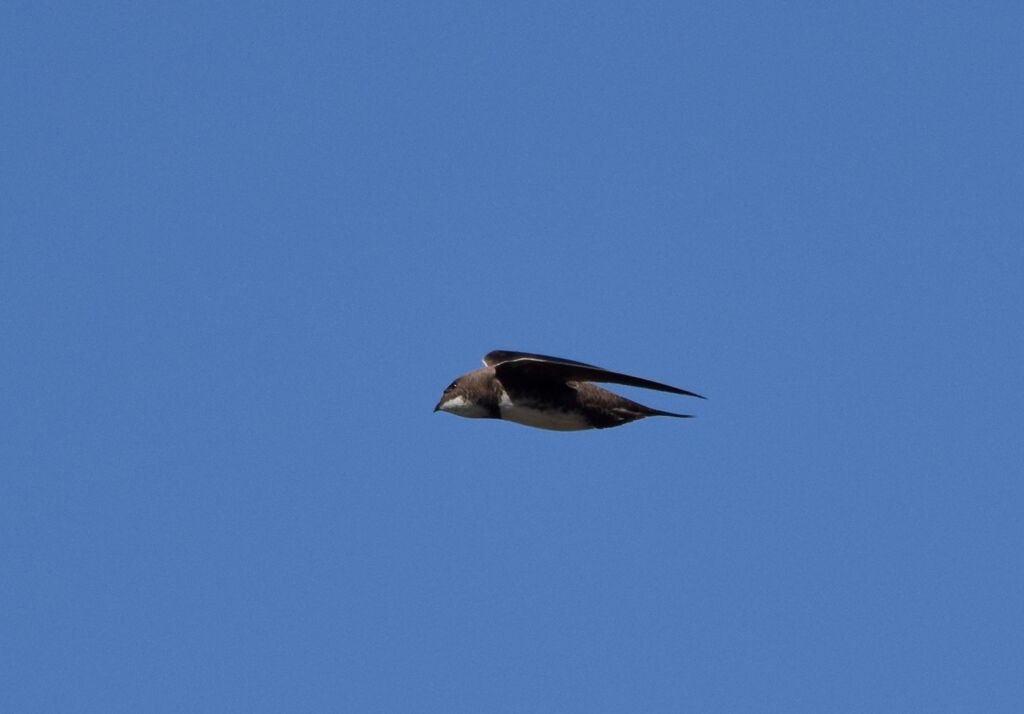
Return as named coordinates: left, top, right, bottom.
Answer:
left=483, top=350, right=604, bottom=369
left=484, top=350, right=705, bottom=399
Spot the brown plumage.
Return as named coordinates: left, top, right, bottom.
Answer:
left=435, top=350, right=704, bottom=431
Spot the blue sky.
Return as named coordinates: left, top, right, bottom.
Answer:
left=3, top=2, right=1023, bottom=711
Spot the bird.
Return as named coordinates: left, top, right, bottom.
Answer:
left=434, top=350, right=704, bottom=431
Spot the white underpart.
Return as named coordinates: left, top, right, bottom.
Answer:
left=438, top=395, right=491, bottom=418
left=497, top=390, right=590, bottom=431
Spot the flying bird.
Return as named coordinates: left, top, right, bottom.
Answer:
left=434, top=350, right=704, bottom=431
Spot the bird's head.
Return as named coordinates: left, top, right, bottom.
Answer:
left=434, top=369, right=494, bottom=418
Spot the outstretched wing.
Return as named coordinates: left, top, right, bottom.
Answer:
left=483, top=350, right=602, bottom=369
left=483, top=350, right=705, bottom=399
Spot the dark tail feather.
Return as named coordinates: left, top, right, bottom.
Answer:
left=646, top=408, right=694, bottom=419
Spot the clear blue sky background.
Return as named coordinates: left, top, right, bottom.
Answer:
left=3, top=2, right=1022, bottom=711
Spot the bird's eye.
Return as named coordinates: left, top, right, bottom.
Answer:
left=447, top=381, right=458, bottom=391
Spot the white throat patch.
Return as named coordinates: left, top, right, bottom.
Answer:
left=438, top=394, right=490, bottom=419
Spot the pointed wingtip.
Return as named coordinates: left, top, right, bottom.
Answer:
left=667, top=386, right=705, bottom=399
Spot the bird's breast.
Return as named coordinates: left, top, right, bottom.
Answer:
left=497, top=391, right=592, bottom=431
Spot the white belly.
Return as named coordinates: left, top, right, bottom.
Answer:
left=498, top=393, right=591, bottom=431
